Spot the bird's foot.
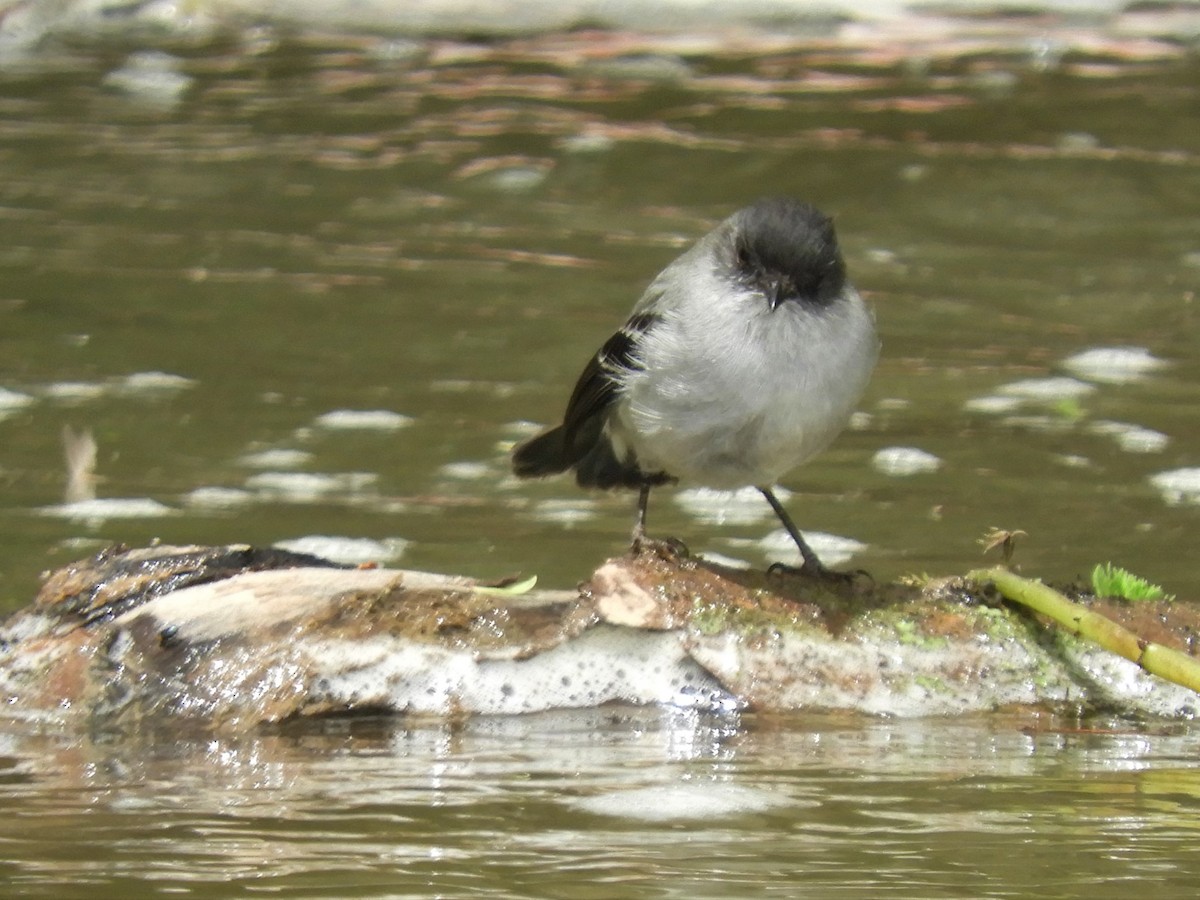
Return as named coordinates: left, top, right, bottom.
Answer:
left=766, top=560, right=872, bottom=585
left=629, top=534, right=691, bottom=562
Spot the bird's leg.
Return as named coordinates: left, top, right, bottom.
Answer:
left=630, top=483, right=652, bottom=548
left=758, top=487, right=835, bottom=578
left=628, top=483, right=689, bottom=560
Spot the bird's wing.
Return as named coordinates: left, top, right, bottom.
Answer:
left=560, top=310, right=659, bottom=449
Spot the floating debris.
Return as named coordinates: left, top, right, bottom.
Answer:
left=61, top=425, right=98, bottom=503
left=872, top=446, right=942, bottom=476
left=313, top=409, right=413, bottom=431
left=1062, top=346, right=1168, bottom=384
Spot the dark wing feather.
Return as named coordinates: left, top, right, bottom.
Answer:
left=560, top=311, right=659, bottom=451
left=511, top=311, right=660, bottom=481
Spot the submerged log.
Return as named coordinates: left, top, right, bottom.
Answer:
left=1, top=544, right=1197, bottom=732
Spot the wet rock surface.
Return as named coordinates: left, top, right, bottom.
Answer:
left=2, top=544, right=1198, bottom=732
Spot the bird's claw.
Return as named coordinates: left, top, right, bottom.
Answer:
left=630, top=534, right=691, bottom=562
left=766, top=561, right=872, bottom=585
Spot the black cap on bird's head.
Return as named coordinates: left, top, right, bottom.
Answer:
left=730, top=197, right=847, bottom=309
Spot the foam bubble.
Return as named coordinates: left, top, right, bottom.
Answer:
left=759, top=530, right=866, bottom=568
left=0, top=387, right=35, bottom=411
left=1150, top=468, right=1200, bottom=506
left=996, top=377, right=1096, bottom=402
left=1087, top=421, right=1169, bottom=454
left=184, top=487, right=255, bottom=509
left=872, top=446, right=942, bottom=476
left=237, top=448, right=314, bottom=469
left=38, top=498, right=176, bottom=522
left=963, top=395, right=1023, bottom=414
left=274, top=535, right=408, bottom=566
left=245, top=471, right=377, bottom=502
left=308, top=626, right=732, bottom=717
left=119, top=371, right=196, bottom=395
left=569, top=781, right=794, bottom=821
left=675, top=486, right=779, bottom=526
left=1062, top=346, right=1168, bottom=384
left=313, top=409, right=413, bottom=431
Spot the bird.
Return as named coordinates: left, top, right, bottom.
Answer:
left=512, top=197, right=879, bottom=575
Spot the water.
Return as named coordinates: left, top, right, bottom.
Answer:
left=1, top=25, right=1200, bottom=896
left=2, top=34, right=1198, bottom=606
left=3, top=709, right=1200, bottom=897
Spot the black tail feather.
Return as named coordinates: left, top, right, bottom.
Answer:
left=512, top=426, right=572, bottom=478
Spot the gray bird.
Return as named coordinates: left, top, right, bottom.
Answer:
left=513, top=197, right=879, bottom=575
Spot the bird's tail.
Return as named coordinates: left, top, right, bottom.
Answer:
left=512, top=426, right=573, bottom=478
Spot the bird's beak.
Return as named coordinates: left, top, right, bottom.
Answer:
left=769, top=279, right=787, bottom=310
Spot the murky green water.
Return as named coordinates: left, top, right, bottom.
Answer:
left=2, top=26, right=1200, bottom=896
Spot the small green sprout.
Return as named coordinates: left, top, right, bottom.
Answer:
left=474, top=575, right=538, bottom=597
left=1053, top=397, right=1086, bottom=422
left=1091, top=562, right=1173, bottom=603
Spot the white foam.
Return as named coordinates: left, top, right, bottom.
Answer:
left=438, top=461, right=492, bottom=480
left=237, top=448, right=314, bottom=469
left=1087, top=421, right=1169, bottom=454
left=184, top=487, right=255, bottom=509
left=532, top=498, right=597, bottom=525
left=1150, top=468, right=1200, bottom=506
left=307, top=626, right=731, bottom=717
left=102, top=51, right=193, bottom=107
left=963, top=395, right=1023, bottom=414
left=758, top=530, right=866, bottom=568
left=996, top=376, right=1096, bottom=402
left=245, top=471, right=378, bottom=502
left=313, top=409, right=413, bottom=431
left=1062, top=346, right=1168, bottom=384
left=40, top=381, right=108, bottom=403
left=569, top=781, right=794, bottom=821
left=872, top=446, right=942, bottom=476
left=274, top=535, right=408, bottom=566
left=675, top=486, right=779, bottom=526
left=0, top=387, right=35, bottom=411
left=38, top=498, right=176, bottom=522
left=119, top=371, right=196, bottom=394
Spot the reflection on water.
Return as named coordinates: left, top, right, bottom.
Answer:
left=4, top=709, right=1200, bottom=897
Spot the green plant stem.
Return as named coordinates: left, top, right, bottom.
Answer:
left=967, top=566, right=1200, bottom=696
